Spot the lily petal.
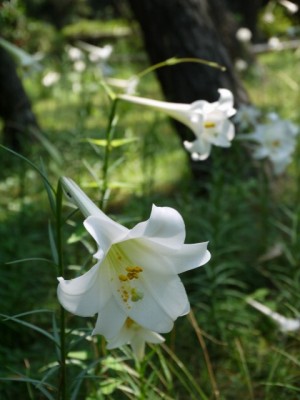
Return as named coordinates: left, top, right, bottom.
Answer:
left=93, top=296, right=127, bottom=337
left=128, top=204, right=186, bottom=246
left=184, top=138, right=212, bottom=160
left=217, top=88, right=236, bottom=116
left=57, top=261, right=111, bottom=317
left=171, top=242, right=211, bottom=274
left=106, top=319, right=165, bottom=360
left=84, top=215, right=129, bottom=258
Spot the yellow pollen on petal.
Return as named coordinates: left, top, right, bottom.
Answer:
left=125, top=317, right=135, bottom=328
left=125, top=266, right=143, bottom=280
left=117, top=267, right=144, bottom=306
left=271, top=140, right=280, bottom=147
left=204, top=121, right=216, bottom=129
left=118, top=274, right=128, bottom=281
left=120, top=286, right=129, bottom=302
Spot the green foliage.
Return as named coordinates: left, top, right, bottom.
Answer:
left=0, top=0, right=57, bottom=53
left=258, top=1, right=298, bottom=38
left=62, top=19, right=131, bottom=41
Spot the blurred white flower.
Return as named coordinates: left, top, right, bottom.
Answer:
left=279, top=0, right=299, bottom=14
left=0, top=37, right=43, bottom=72
left=106, top=318, right=165, bottom=360
left=67, top=46, right=83, bottom=61
left=263, top=11, right=275, bottom=23
left=119, top=89, right=236, bottom=160
left=246, top=119, right=298, bottom=174
left=266, top=111, right=280, bottom=122
left=42, top=71, right=60, bottom=87
left=73, top=60, right=86, bottom=72
left=106, top=76, right=139, bottom=95
left=247, top=298, right=300, bottom=332
left=77, top=41, right=113, bottom=63
left=125, top=76, right=139, bottom=95
left=236, top=27, right=252, bottom=43
left=235, top=59, right=248, bottom=72
left=234, top=104, right=261, bottom=131
left=268, top=37, right=283, bottom=51
left=58, top=178, right=211, bottom=339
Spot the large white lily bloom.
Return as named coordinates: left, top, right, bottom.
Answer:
left=58, top=178, right=211, bottom=338
left=106, top=318, right=165, bottom=360
left=246, top=119, right=298, bottom=174
left=119, top=89, right=236, bottom=161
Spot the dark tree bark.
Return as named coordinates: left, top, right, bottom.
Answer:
left=128, top=0, right=248, bottom=107
left=0, top=47, right=39, bottom=151
left=127, top=0, right=250, bottom=180
left=225, top=0, right=265, bottom=42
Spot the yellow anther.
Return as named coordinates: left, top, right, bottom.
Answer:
left=204, top=121, right=216, bottom=129
left=126, top=266, right=143, bottom=273
left=127, top=272, right=138, bottom=280
left=272, top=140, right=280, bottom=147
left=125, top=318, right=134, bottom=328
left=118, top=274, right=128, bottom=281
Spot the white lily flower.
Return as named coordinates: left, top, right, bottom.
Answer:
left=246, top=119, right=298, bottom=174
left=106, top=76, right=139, bottom=95
left=42, top=71, right=60, bottom=87
left=67, top=46, right=84, bottom=61
left=73, top=60, right=86, bottom=72
left=234, top=104, right=260, bottom=131
left=119, top=89, right=236, bottom=161
left=279, top=0, right=299, bottom=14
left=247, top=299, right=300, bottom=332
left=236, top=27, right=252, bottom=43
left=106, top=317, right=165, bottom=360
left=77, top=42, right=113, bottom=63
left=58, top=178, right=211, bottom=338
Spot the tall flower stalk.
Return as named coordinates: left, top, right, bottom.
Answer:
left=55, top=180, right=67, bottom=400
left=100, top=97, right=119, bottom=210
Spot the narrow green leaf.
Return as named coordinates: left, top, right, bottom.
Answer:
left=6, top=258, right=54, bottom=265
left=0, top=313, right=59, bottom=346
left=0, top=144, right=55, bottom=193
left=39, top=159, right=56, bottom=215
left=86, top=137, right=138, bottom=148
left=0, top=376, right=56, bottom=400
left=48, top=221, right=59, bottom=265
left=33, top=129, right=62, bottom=165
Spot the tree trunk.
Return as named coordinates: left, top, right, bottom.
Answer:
left=0, top=47, right=39, bottom=151
left=127, top=0, right=250, bottom=180
left=225, top=0, right=265, bottom=42
left=128, top=0, right=249, bottom=106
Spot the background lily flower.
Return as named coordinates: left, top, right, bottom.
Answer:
left=106, top=318, right=165, bottom=360
left=234, top=104, right=261, bottom=131
left=58, top=178, right=211, bottom=338
left=119, top=89, right=236, bottom=161
left=244, top=119, right=298, bottom=174
left=247, top=298, right=300, bottom=332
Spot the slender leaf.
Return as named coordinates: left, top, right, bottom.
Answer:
left=0, top=313, right=60, bottom=346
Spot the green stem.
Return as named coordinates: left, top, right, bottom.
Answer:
left=135, top=57, right=225, bottom=81
left=56, top=181, right=66, bottom=400
left=100, top=98, right=119, bottom=210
